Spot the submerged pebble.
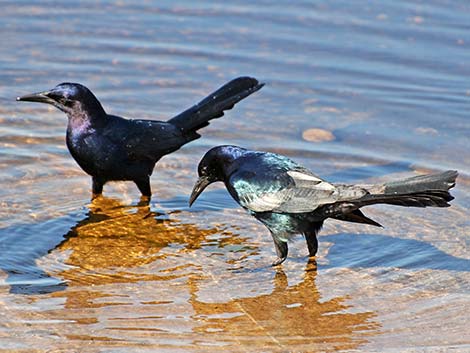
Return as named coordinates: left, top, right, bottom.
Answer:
left=302, top=128, right=335, bottom=143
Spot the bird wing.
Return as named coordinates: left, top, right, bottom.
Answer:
left=225, top=150, right=369, bottom=214
left=230, top=165, right=355, bottom=213
left=103, top=116, right=188, bottom=161
left=228, top=149, right=372, bottom=214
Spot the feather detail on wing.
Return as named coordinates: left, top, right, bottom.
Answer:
left=232, top=169, right=366, bottom=213
left=104, top=117, right=187, bottom=161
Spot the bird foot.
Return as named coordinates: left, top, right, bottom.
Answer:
left=91, top=193, right=102, bottom=201
left=138, top=195, right=151, bottom=206
left=307, top=255, right=318, bottom=266
left=271, top=256, right=287, bottom=267
left=307, top=257, right=318, bottom=269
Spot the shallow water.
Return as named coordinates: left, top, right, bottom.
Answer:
left=1, top=1, right=470, bottom=352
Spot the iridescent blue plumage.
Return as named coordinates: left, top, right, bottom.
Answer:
left=190, top=145, right=457, bottom=266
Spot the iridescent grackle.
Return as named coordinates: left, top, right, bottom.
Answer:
left=17, top=78, right=263, bottom=201
left=189, top=145, right=458, bottom=266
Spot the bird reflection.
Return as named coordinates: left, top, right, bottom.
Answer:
left=15, top=199, right=380, bottom=350
left=188, top=260, right=380, bottom=351
left=50, top=196, right=249, bottom=286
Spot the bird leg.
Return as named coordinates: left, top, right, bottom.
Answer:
left=92, top=177, right=104, bottom=199
left=304, top=231, right=318, bottom=257
left=271, top=234, right=288, bottom=266
left=135, top=178, right=152, bottom=200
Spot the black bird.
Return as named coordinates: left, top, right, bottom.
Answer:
left=189, top=145, right=458, bottom=266
left=17, top=78, right=263, bottom=200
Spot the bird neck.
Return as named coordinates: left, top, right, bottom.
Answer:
left=66, top=102, right=107, bottom=132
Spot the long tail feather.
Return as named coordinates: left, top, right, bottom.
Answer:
left=167, top=77, right=264, bottom=133
left=359, top=170, right=458, bottom=208
left=322, top=170, right=457, bottom=227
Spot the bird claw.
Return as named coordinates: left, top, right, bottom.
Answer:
left=271, top=256, right=287, bottom=267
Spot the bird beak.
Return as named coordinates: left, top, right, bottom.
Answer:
left=16, top=91, right=55, bottom=104
left=189, top=176, right=211, bottom=206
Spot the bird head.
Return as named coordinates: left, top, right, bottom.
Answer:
left=189, top=145, right=245, bottom=206
left=17, top=83, right=105, bottom=117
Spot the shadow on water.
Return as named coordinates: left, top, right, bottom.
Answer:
left=322, top=233, right=470, bottom=272
left=189, top=261, right=380, bottom=351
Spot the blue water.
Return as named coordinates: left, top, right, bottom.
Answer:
left=0, top=1, right=469, bottom=351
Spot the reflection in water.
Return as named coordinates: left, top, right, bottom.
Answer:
left=189, top=261, right=380, bottom=351
left=51, top=197, right=247, bottom=285
left=2, top=198, right=381, bottom=350
left=0, top=196, right=247, bottom=294
left=1, top=0, right=469, bottom=350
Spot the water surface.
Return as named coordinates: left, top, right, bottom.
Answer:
left=1, top=1, right=469, bottom=352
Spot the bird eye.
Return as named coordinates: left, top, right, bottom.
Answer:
left=47, top=92, right=61, bottom=101
left=47, top=92, right=69, bottom=105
